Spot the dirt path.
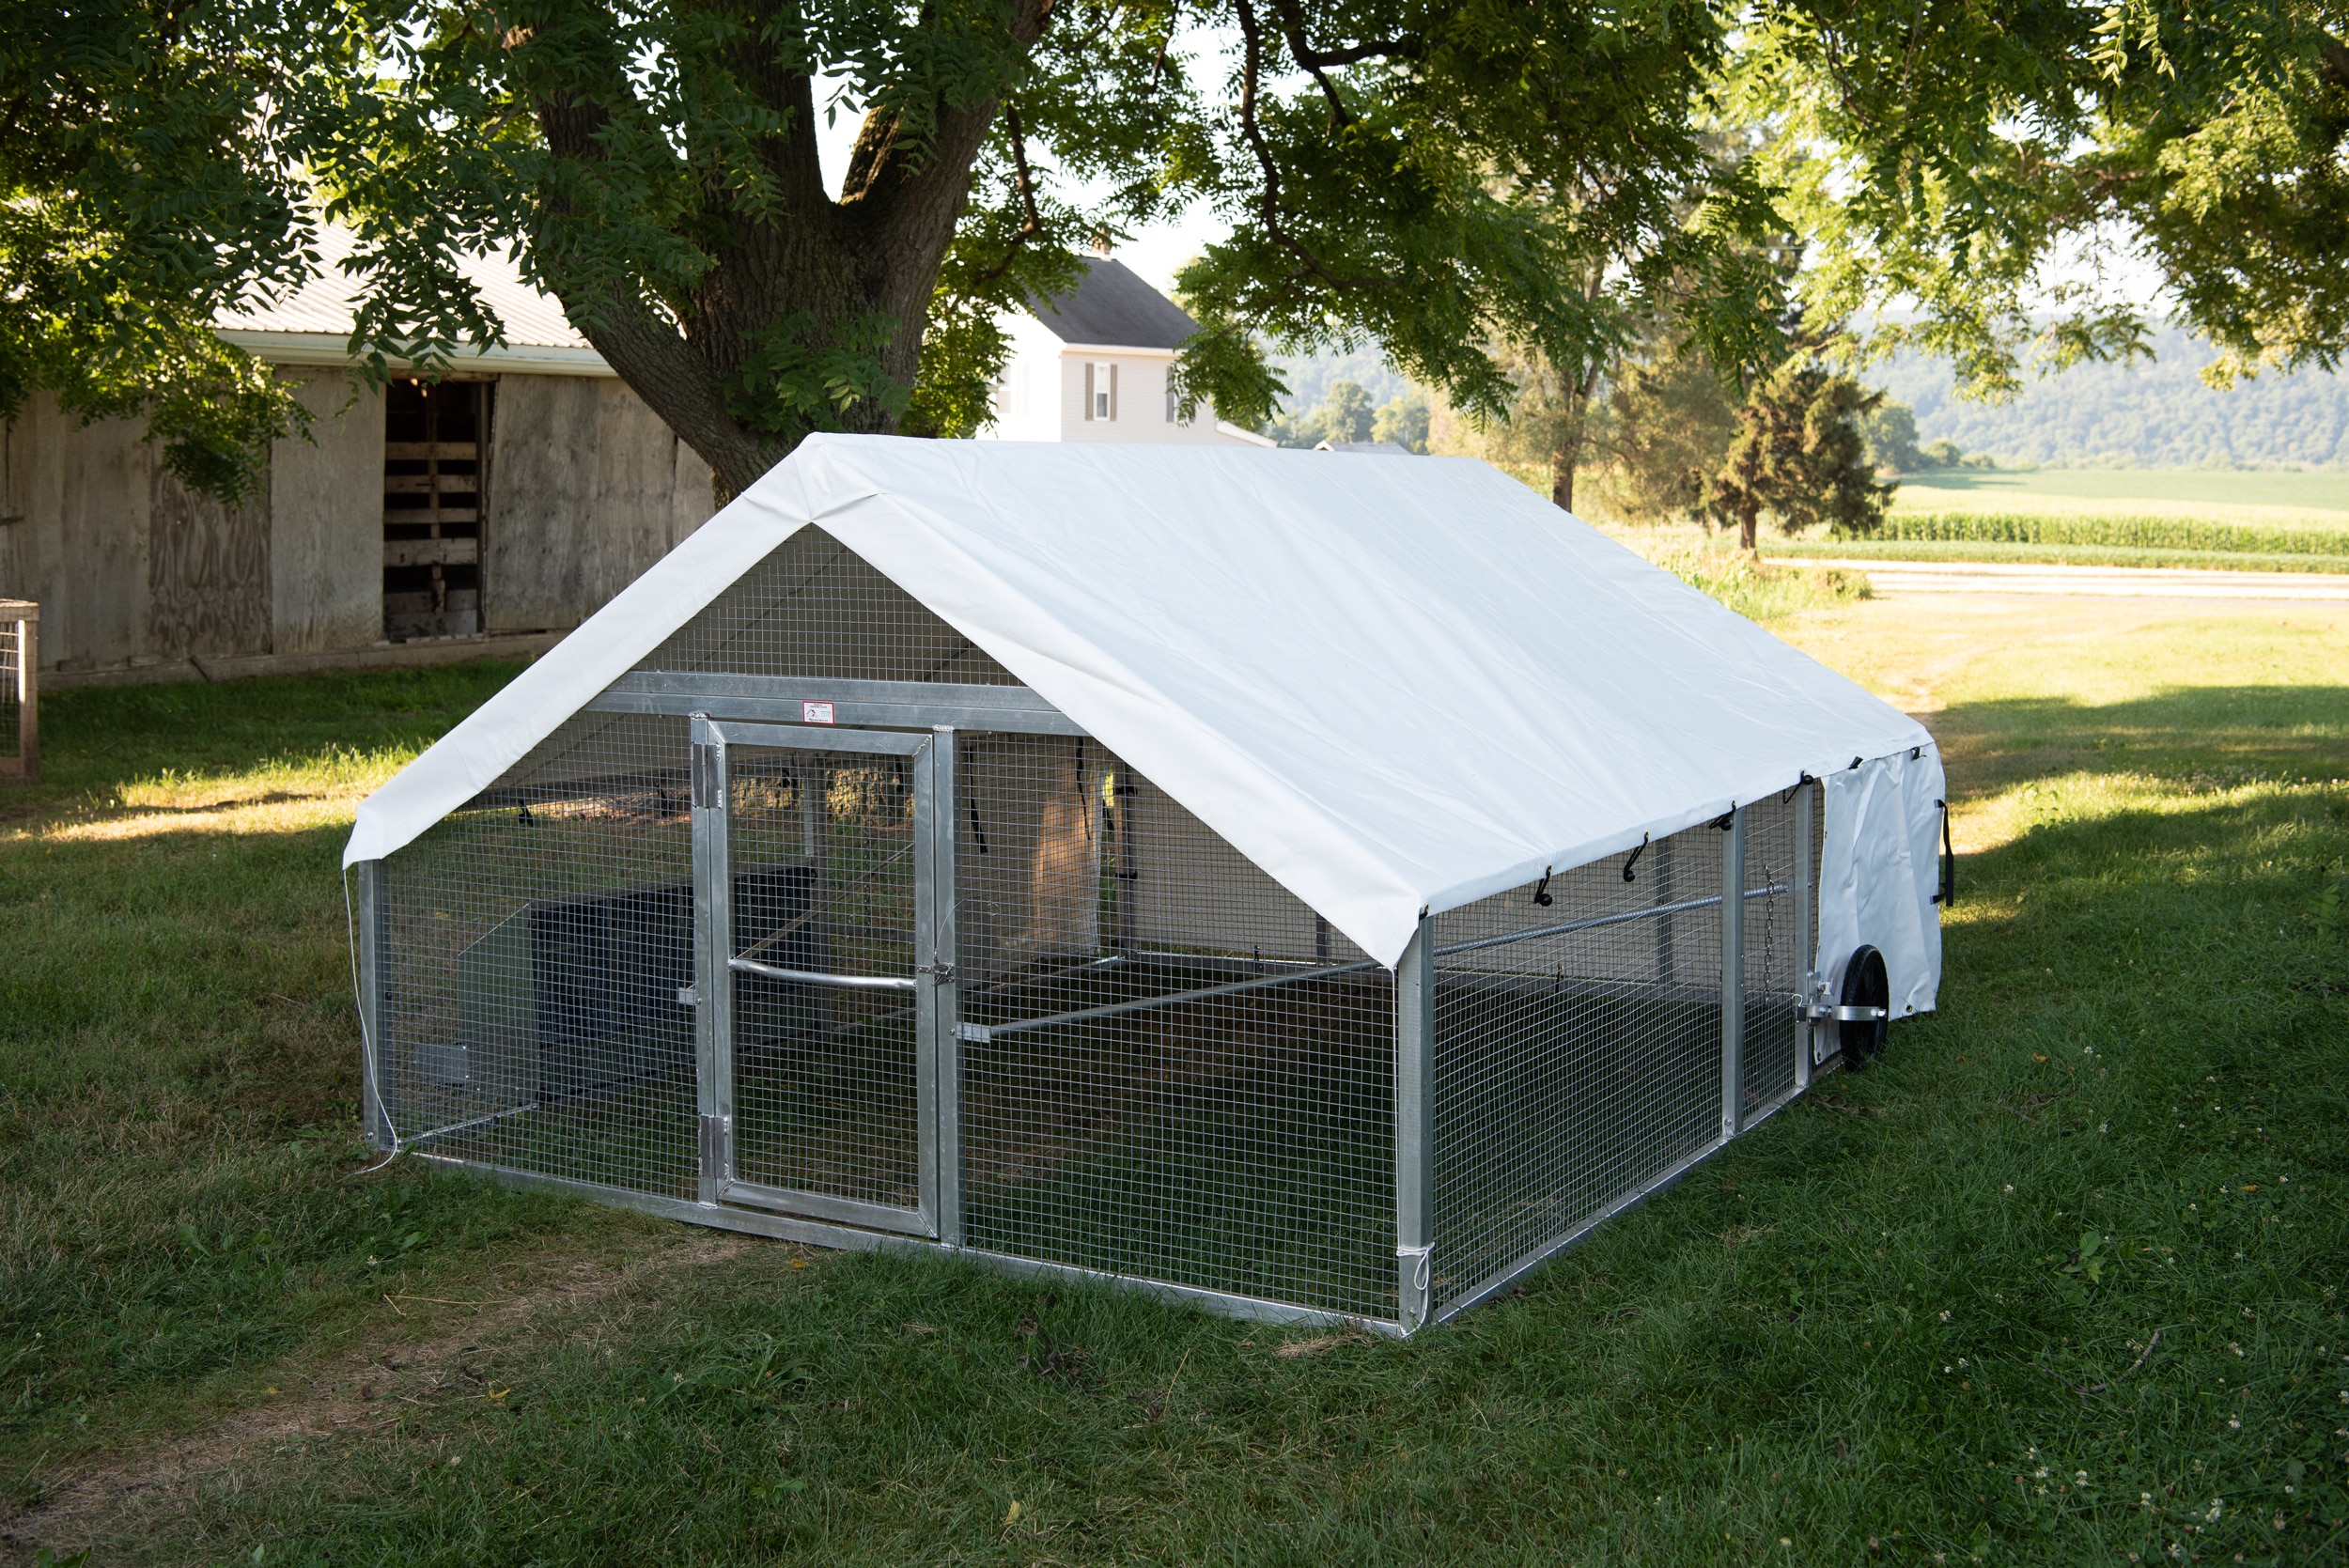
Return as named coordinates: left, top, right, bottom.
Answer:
left=0, top=1229, right=770, bottom=1565
left=1778, top=557, right=2349, bottom=601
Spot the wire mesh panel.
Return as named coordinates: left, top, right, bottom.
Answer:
left=1428, top=823, right=1729, bottom=1314
left=0, top=613, right=23, bottom=771
left=1739, top=792, right=1805, bottom=1113
left=724, top=742, right=925, bottom=1215
left=646, top=527, right=1021, bottom=685
left=955, top=737, right=1397, bottom=1320
left=377, top=710, right=700, bottom=1197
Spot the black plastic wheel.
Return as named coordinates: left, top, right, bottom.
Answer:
left=1836, top=944, right=1891, bottom=1067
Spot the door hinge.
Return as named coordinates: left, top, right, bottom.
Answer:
left=691, top=741, right=719, bottom=810
left=698, top=1111, right=728, bottom=1177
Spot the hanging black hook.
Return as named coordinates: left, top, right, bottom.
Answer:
left=1781, top=770, right=1814, bottom=805
left=1532, top=865, right=1554, bottom=907
left=1622, top=833, right=1649, bottom=882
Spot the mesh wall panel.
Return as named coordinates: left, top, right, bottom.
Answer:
left=379, top=710, right=699, bottom=1197
left=725, top=745, right=922, bottom=1209
left=0, top=620, right=20, bottom=764
left=956, top=737, right=1396, bottom=1320
left=1428, top=824, right=1728, bottom=1312
left=645, top=526, right=1020, bottom=685
left=1740, top=792, right=1804, bottom=1113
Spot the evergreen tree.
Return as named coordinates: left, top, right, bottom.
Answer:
left=1708, top=358, right=1891, bottom=551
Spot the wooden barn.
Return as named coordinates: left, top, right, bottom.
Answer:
left=0, top=229, right=715, bottom=689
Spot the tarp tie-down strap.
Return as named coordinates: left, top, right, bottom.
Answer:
left=1621, top=833, right=1649, bottom=883
left=1933, top=799, right=1957, bottom=907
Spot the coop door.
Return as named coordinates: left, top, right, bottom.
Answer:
left=692, top=721, right=943, bottom=1237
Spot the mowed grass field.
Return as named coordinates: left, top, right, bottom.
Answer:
left=3, top=592, right=2348, bottom=1565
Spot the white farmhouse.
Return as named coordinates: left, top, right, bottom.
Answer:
left=983, top=257, right=1274, bottom=446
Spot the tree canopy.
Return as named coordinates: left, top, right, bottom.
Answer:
left=6, top=0, right=2346, bottom=499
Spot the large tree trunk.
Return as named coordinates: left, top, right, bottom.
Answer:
left=1738, top=505, right=1760, bottom=552
left=532, top=1, right=1049, bottom=501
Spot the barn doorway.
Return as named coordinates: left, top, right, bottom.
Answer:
left=382, top=378, right=492, bottom=641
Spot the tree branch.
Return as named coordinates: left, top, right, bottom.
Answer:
left=970, top=101, right=1045, bottom=287
left=1232, top=0, right=1391, bottom=294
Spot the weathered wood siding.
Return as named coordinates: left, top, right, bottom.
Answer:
left=485, top=376, right=714, bottom=632
left=0, top=392, right=154, bottom=673
left=148, top=470, right=271, bottom=660
left=272, top=368, right=385, bottom=653
left=3, top=366, right=710, bottom=675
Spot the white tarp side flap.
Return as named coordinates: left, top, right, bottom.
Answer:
left=340, top=459, right=829, bottom=867
left=796, top=438, right=1931, bottom=962
left=1899, top=749, right=1948, bottom=1014
left=1815, top=747, right=1946, bottom=1017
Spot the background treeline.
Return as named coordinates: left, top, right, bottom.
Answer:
left=1266, top=322, right=2349, bottom=489
left=1869, top=325, right=2349, bottom=469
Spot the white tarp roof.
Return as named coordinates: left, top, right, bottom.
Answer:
left=346, top=435, right=1936, bottom=970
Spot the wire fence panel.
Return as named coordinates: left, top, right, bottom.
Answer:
left=646, top=527, right=1022, bottom=686
left=955, top=737, right=1397, bottom=1320
left=1428, top=824, right=1730, bottom=1314
left=378, top=710, right=700, bottom=1198
left=725, top=745, right=923, bottom=1210
left=0, top=615, right=22, bottom=768
left=1740, top=792, right=1804, bottom=1113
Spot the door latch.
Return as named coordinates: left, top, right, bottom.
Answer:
left=916, top=962, right=955, bottom=985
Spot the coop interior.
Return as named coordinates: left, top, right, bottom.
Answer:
left=368, top=527, right=1818, bottom=1327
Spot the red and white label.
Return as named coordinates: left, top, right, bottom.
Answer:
left=801, top=700, right=836, bottom=725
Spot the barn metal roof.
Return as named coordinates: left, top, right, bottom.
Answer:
left=213, top=225, right=612, bottom=375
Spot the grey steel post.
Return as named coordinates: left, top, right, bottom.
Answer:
left=354, top=858, right=390, bottom=1150
left=690, top=714, right=730, bottom=1206
left=929, top=727, right=963, bottom=1246
left=1394, top=911, right=1436, bottom=1333
left=1793, top=782, right=1815, bottom=1089
left=1720, top=805, right=1749, bottom=1140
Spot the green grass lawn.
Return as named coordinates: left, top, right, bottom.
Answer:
left=4, top=598, right=2348, bottom=1565
left=1894, top=468, right=2349, bottom=515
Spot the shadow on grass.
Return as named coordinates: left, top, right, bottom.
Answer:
left=1927, top=683, right=2349, bottom=801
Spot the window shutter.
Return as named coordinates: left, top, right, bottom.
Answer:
left=1083, top=362, right=1095, bottom=421
left=1109, top=363, right=1118, bottom=421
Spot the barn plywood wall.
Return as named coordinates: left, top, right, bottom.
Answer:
left=0, top=368, right=711, bottom=675
left=487, top=377, right=714, bottom=633
left=272, top=368, right=389, bottom=654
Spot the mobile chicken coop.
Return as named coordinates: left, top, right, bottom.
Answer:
left=344, top=436, right=1946, bottom=1335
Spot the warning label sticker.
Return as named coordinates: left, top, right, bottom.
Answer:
left=801, top=701, right=836, bottom=725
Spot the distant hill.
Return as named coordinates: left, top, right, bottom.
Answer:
left=1867, top=325, right=2349, bottom=469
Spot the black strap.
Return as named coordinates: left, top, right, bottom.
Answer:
left=1933, top=799, right=1955, bottom=906
left=1621, top=834, right=1649, bottom=883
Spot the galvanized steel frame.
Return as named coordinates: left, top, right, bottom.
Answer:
left=692, top=714, right=943, bottom=1239
left=354, top=859, right=390, bottom=1152
left=370, top=665, right=1840, bottom=1340
left=408, top=1149, right=1400, bottom=1336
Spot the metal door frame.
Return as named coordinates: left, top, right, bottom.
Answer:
left=690, top=714, right=948, bottom=1237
